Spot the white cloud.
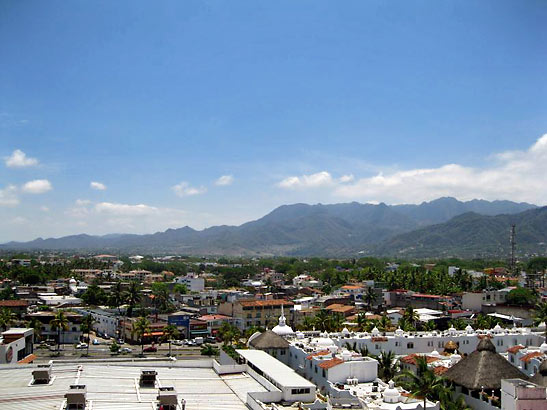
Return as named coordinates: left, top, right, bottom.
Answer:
left=172, top=181, right=207, bottom=197
left=90, top=181, right=107, bottom=190
left=0, top=185, right=19, bottom=206
left=95, top=202, right=159, bottom=216
left=40, top=206, right=49, bottom=212
left=332, top=133, right=547, bottom=204
left=215, top=175, right=234, bottom=186
left=75, top=199, right=91, bottom=206
left=21, top=179, right=52, bottom=194
left=277, top=171, right=355, bottom=190
left=5, top=149, right=38, bottom=168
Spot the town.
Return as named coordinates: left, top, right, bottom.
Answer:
left=0, top=253, right=545, bottom=409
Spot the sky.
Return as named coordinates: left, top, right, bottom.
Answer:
left=1, top=1, right=547, bottom=242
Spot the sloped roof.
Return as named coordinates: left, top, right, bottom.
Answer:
left=248, top=330, right=289, bottom=350
left=318, top=357, right=344, bottom=369
left=443, top=338, right=529, bottom=390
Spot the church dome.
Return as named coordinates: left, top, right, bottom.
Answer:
left=383, top=380, right=400, bottom=403
left=272, top=307, right=294, bottom=336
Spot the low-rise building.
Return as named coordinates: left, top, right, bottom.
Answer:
left=0, top=328, right=34, bottom=364
left=27, top=312, right=82, bottom=344
left=218, top=299, right=294, bottom=330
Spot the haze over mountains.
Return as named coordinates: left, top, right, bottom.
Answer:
left=2, top=197, right=544, bottom=258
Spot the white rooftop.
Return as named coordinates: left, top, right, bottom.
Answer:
left=236, top=349, right=315, bottom=389
left=0, top=360, right=265, bottom=410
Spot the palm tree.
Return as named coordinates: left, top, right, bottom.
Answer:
left=218, top=322, right=240, bottom=345
left=533, top=301, right=547, bottom=338
left=27, top=317, right=42, bottom=343
left=162, top=324, right=179, bottom=357
left=396, top=356, right=444, bottom=410
left=201, top=344, right=219, bottom=356
left=422, top=321, right=437, bottom=332
left=377, top=351, right=398, bottom=381
left=378, top=315, right=392, bottom=332
left=132, top=317, right=151, bottom=355
left=125, top=282, right=141, bottom=318
left=0, top=308, right=15, bottom=331
left=50, top=311, right=69, bottom=353
left=403, top=306, right=419, bottom=329
left=356, top=312, right=368, bottom=332
left=81, top=315, right=95, bottom=356
left=109, top=281, right=126, bottom=314
left=364, top=287, right=377, bottom=310
left=313, top=309, right=331, bottom=332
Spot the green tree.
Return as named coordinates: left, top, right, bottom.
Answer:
left=364, top=287, right=377, bottom=310
left=27, top=317, right=42, bottom=343
left=533, top=301, right=547, bottom=338
left=377, top=351, right=398, bottom=381
left=81, top=315, right=95, bottom=356
left=81, top=284, right=107, bottom=306
left=422, top=321, right=437, bottom=331
left=0, top=308, right=15, bottom=331
left=218, top=322, right=240, bottom=345
left=201, top=344, right=219, bottom=356
left=50, top=311, right=69, bottom=353
left=162, top=324, right=179, bottom=357
left=403, top=306, right=419, bottom=328
left=125, top=282, right=142, bottom=318
left=396, top=356, right=444, bottom=410
left=109, top=282, right=126, bottom=314
left=505, top=287, right=537, bottom=307
left=110, top=340, right=120, bottom=354
left=132, top=317, right=151, bottom=355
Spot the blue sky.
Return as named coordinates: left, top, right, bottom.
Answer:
left=1, top=1, right=547, bottom=241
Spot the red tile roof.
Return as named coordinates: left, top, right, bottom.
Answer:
left=401, top=354, right=438, bottom=365
left=520, top=352, right=544, bottom=363
left=17, top=354, right=37, bottom=364
left=306, top=350, right=331, bottom=360
left=0, top=300, right=27, bottom=307
left=318, top=357, right=344, bottom=369
left=433, top=366, right=449, bottom=375
left=239, top=299, right=294, bottom=308
left=341, top=285, right=363, bottom=290
left=507, top=345, right=525, bottom=354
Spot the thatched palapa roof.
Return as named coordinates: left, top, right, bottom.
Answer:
left=249, top=330, right=290, bottom=350
left=443, top=338, right=529, bottom=390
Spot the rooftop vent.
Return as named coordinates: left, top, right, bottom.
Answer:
left=140, top=370, right=157, bottom=387
left=32, top=364, right=52, bottom=384
left=157, top=386, right=178, bottom=410
left=65, top=384, right=86, bottom=409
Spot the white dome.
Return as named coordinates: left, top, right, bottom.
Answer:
left=395, top=327, right=404, bottom=337
left=371, top=327, right=380, bottom=336
left=271, top=306, right=294, bottom=336
left=450, top=354, right=462, bottom=365
left=272, top=323, right=294, bottom=336
left=316, top=337, right=335, bottom=347
left=341, top=327, right=350, bottom=335
left=540, top=342, right=547, bottom=353
left=383, top=380, right=400, bottom=403
left=430, top=350, right=441, bottom=357
left=493, top=324, right=503, bottom=333
left=465, top=325, right=474, bottom=334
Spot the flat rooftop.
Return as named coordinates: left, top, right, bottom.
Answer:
left=236, top=349, right=315, bottom=389
left=0, top=360, right=267, bottom=410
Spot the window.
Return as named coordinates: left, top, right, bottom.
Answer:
left=323, top=369, right=326, bottom=377
left=407, top=342, right=414, bottom=349
left=280, top=349, right=285, bottom=355
left=291, top=388, right=310, bottom=395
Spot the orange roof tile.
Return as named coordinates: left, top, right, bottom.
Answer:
left=401, top=354, right=438, bottom=365
left=520, top=352, right=544, bottom=363
left=239, top=299, right=293, bottom=308
left=17, top=354, right=37, bottom=364
left=0, top=300, right=27, bottom=307
left=341, top=285, right=363, bottom=290
left=433, top=366, right=449, bottom=375
left=306, top=350, right=331, bottom=360
left=507, top=345, right=525, bottom=354
left=318, top=357, right=344, bottom=369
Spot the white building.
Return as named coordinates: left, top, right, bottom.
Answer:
left=175, top=273, right=205, bottom=292
left=0, top=328, right=34, bottom=364
left=236, top=348, right=316, bottom=403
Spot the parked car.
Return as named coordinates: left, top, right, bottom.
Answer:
left=185, top=340, right=195, bottom=346
left=75, top=343, right=88, bottom=349
left=143, top=345, right=157, bottom=352
left=92, top=339, right=100, bottom=345
left=205, top=336, right=216, bottom=343
left=120, top=347, right=132, bottom=353
left=172, top=340, right=184, bottom=346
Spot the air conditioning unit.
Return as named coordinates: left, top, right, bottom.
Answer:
left=65, top=384, right=86, bottom=409
left=140, top=370, right=157, bottom=387
left=157, top=386, right=178, bottom=410
left=32, top=364, right=52, bottom=384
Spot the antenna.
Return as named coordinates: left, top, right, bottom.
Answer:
left=509, top=224, right=516, bottom=273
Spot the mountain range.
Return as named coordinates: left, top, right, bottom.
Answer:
left=2, top=197, right=545, bottom=258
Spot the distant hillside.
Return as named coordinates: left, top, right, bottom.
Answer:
left=371, top=207, right=547, bottom=258
left=0, top=197, right=539, bottom=257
